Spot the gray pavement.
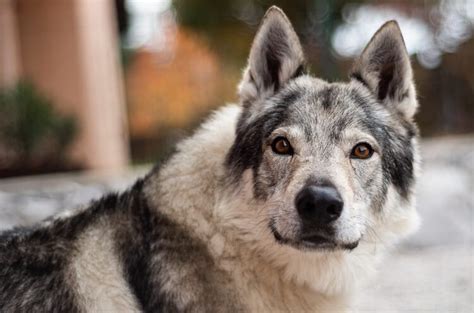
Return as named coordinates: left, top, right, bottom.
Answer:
left=0, top=136, right=473, bottom=312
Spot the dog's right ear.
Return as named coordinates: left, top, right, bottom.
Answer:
left=238, top=6, right=305, bottom=107
left=350, top=21, right=417, bottom=120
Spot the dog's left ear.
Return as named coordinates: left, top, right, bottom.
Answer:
left=351, top=21, right=418, bottom=119
left=238, top=6, right=305, bottom=105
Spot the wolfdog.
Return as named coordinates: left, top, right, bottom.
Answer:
left=0, top=6, right=420, bottom=312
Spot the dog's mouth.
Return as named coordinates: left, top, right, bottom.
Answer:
left=270, top=225, right=359, bottom=251
left=301, top=234, right=336, bottom=248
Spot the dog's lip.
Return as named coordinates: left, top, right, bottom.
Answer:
left=300, top=235, right=359, bottom=251
left=301, top=234, right=334, bottom=245
left=271, top=226, right=359, bottom=251
left=340, top=240, right=359, bottom=250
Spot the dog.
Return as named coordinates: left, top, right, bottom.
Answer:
left=0, top=6, right=420, bottom=312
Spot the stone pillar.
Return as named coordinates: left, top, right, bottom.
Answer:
left=15, top=0, right=129, bottom=170
left=0, top=0, right=22, bottom=87
left=74, top=0, right=130, bottom=170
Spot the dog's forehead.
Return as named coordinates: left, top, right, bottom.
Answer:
left=276, top=76, right=379, bottom=140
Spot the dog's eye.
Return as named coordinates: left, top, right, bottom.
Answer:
left=351, top=143, right=373, bottom=159
left=271, top=137, right=293, bottom=155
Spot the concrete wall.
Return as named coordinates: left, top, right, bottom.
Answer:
left=0, top=0, right=129, bottom=170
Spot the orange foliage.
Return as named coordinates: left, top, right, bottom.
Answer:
left=125, top=27, right=222, bottom=138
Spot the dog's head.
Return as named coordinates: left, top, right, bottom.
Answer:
left=226, top=7, right=419, bottom=254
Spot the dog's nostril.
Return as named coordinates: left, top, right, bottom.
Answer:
left=296, top=184, right=344, bottom=224
left=327, top=205, right=337, bottom=216
left=326, top=199, right=343, bottom=218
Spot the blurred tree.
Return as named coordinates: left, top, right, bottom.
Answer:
left=416, top=38, right=474, bottom=136
left=125, top=27, right=224, bottom=162
left=173, top=0, right=358, bottom=79
left=173, top=0, right=473, bottom=137
left=0, top=82, right=78, bottom=176
left=115, top=0, right=129, bottom=39
left=115, top=0, right=134, bottom=69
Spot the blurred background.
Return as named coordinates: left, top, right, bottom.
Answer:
left=0, top=0, right=473, bottom=173
left=0, top=0, right=472, bottom=311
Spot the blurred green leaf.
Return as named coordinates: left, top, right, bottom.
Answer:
left=0, top=81, right=78, bottom=162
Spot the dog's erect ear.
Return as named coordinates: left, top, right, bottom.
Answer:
left=238, top=6, right=305, bottom=105
left=351, top=21, right=418, bottom=119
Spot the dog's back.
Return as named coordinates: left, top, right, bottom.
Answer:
left=0, top=177, right=242, bottom=312
left=0, top=179, right=146, bottom=312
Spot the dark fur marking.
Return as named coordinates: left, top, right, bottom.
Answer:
left=262, top=24, right=288, bottom=91
left=266, top=48, right=282, bottom=91
left=399, top=89, right=410, bottom=102
left=320, top=86, right=333, bottom=110
left=367, top=35, right=406, bottom=102
left=348, top=88, right=415, bottom=199
left=377, top=59, right=395, bottom=100
left=350, top=88, right=415, bottom=199
left=317, top=86, right=351, bottom=143
left=280, top=87, right=304, bottom=105
left=291, top=64, right=306, bottom=80
left=226, top=86, right=304, bottom=189
left=114, top=180, right=176, bottom=313
left=117, top=180, right=242, bottom=312
left=257, top=23, right=303, bottom=92
left=350, top=71, right=369, bottom=88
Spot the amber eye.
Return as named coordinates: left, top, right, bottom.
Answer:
left=351, top=143, right=374, bottom=159
left=271, top=137, right=293, bottom=155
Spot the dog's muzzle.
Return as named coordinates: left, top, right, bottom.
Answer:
left=270, top=183, right=359, bottom=250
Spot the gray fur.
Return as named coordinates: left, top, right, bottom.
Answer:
left=0, top=7, right=420, bottom=312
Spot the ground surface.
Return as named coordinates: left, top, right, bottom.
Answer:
left=0, top=136, right=472, bottom=312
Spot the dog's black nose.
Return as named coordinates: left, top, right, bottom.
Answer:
left=295, top=185, right=343, bottom=224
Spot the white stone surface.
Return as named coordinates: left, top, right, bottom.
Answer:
left=357, top=245, right=473, bottom=312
